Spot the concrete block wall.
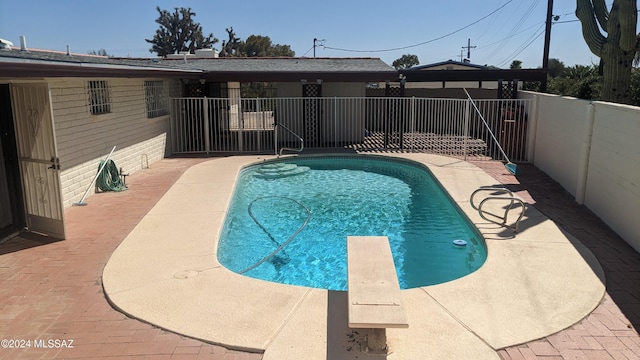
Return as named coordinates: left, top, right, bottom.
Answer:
left=521, top=91, right=640, bottom=252
left=585, top=102, right=640, bottom=249
left=48, top=78, right=180, bottom=207
left=522, top=93, right=592, bottom=197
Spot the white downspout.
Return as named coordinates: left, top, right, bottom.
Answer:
left=575, top=102, right=596, bottom=205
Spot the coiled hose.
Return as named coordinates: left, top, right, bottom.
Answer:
left=239, top=196, right=311, bottom=274
left=96, top=159, right=128, bottom=192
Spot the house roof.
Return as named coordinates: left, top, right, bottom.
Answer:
left=399, top=59, right=547, bottom=83
left=0, top=48, right=199, bottom=78
left=169, top=57, right=398, bottom=82
left=409, top=60, right=493, bottom=71
left=0, top=47, right=398, bottom=82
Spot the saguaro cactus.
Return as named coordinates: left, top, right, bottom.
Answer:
left=576, top=0, right=639, bottom=104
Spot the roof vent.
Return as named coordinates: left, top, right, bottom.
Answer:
left=20, top=35, right=27, bottom=51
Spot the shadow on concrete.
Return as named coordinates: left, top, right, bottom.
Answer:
left=0, top=231, right=63, bottom=255
left=503, top=163, right=640, bottom=330
left=326, top=291, right=388, bottom=360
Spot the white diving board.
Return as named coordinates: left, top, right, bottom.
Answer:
left=347, top=236, right=408, bottom=354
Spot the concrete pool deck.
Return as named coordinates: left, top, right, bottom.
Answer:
left=102, top=153, right=606, bottom=359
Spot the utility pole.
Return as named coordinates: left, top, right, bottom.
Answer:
left=462, top=38, right=476, bottom=60
left=313, top=38, right=325, bottom=58
left=542, top=0, right=554, bottom=91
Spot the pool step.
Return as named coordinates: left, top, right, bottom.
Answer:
left=254, top=163, right=310, bottom=179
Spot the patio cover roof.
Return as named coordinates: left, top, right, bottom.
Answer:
left=397, top=59, right=548, bottom=83
left=399, top=67, right=547, bottom=83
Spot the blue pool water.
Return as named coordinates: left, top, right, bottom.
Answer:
left=217, top=156, right=487, bottom=290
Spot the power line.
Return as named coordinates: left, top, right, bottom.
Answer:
left=474, top=0, right=510, bottom=42
left=482, top=0, right=542, bottom=62
left=408, top=6, right=547, bottom=65
left=477, top=22, right=546, bottom=49
left=300, top=46, right=315, bottom=57
left=320, top=0, right=513, bottom=53
left=496, top=25, right=546, bottom=67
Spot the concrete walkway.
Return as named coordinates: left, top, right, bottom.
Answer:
left=0, top=155, right=638, bottom=359
left=102, top=153, right=603, bottom=359
left=474, top=162, right=640, bottom=360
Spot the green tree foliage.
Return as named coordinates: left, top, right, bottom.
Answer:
left=547, top=64, right=601, bottom=100
left=576, top=0, right=639, bottom=104
left=146, top=6, right=218, bottom=57
left=392, top=54, right=419, bottom=70
left=523, top=58, right=568, bottom=91
left=630, top=69, right=640, bottom=105
left=547, top=58, right=567, bottom=78
left=238, top=35, right=295, bottom=57
left=240, top=82, right=278, bottom=99
left=510, top=60, right=523, bottom=69
left=528, top=57, right=640, bottom=105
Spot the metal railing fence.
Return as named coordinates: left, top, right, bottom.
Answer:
left=170, top=96, right=533, bottom=162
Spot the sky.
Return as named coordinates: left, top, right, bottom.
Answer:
left=0, top=0, right=635, bottom=69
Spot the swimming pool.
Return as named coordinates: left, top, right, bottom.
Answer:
left=217, top=155, right=487, bottom=290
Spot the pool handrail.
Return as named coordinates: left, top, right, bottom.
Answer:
left=275, top=122, right=304, bottom=157
left=470, top=186, right=526, bottom=232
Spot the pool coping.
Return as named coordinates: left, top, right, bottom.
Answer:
left=102, top=153, right=605, bottom=360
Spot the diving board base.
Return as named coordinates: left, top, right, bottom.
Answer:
left=362, top=328, right=389, bottom=355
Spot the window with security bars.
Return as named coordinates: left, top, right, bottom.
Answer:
left=88, top=80, right=111, bottom=115
left=144, top=80, right=168, bottom=118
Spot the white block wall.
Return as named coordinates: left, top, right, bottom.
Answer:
left=48, top=77, right=181, bottom=207
left=585, top=102, right=640, bottom=249
left=58, top=134, right=167, bottom=207
left=521, top=92, right=592, bottom=197
left=521, top=91, right=640, bottom=252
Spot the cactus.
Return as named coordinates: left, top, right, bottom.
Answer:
left=576, top=0, right=639, bottom=104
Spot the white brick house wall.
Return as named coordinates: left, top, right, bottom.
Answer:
left=49, top=78, right=182, bottom=207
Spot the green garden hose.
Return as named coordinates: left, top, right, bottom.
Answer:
left=96, top=159, right=128, bottom=192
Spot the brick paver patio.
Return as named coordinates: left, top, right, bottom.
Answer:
left=473, top=162, right=640, bottom=360
left=0, top=158, right=260, bottom=360
left=1, top=157, right=638, bottom=359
